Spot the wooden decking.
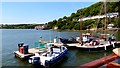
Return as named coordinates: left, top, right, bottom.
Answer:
left=14, top=51, right=34, bottom=59
left=14, top=48, right=48, bottom=59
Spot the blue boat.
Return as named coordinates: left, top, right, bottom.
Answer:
left=28, top=44, right=68, bottom=67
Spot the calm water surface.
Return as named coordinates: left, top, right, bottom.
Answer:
left=2, top=29, right=120, bottom=68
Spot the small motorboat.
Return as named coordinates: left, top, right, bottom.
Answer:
left=59, top=33, right=99, bottom=44
left=28, top=44, right=68, bottom=67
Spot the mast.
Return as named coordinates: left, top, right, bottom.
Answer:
left=96, top=2, right=104, bottom=33
left=104, top=0, right=107, bottom=41
left=58, top=32, right=60, bottom=42
left=80, top=15, right=82, bottom=42
left=49, top=30, right=51, bottom=42
left=104, top=0, right=107, bottom=32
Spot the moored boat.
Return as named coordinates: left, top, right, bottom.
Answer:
left=79, top=43, right=120, bottom=68
left=67, top=34, right=118, bottom=51
left=59, top=37, right=79, bottom=44
left=28, top=44, right=68, bottom=67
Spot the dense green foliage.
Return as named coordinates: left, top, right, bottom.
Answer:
left=47, top=2, right=119, bottom=30
left=117, top=2, right=120, bottom=28
left=1, top=24, right=43, bottom=29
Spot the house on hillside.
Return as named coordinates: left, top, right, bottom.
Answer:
left=107, top=24, right=114, bottom=29
left=54, top=26, right=58, bottom=30
left=35, top=24, right=47, bottom=30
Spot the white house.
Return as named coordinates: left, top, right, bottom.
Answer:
left=35, top=24, right=47, bottom=30
left=107, top=24, right=114, bottom=29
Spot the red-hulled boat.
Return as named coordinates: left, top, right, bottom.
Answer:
left=78, top=47, right=120, bottom=68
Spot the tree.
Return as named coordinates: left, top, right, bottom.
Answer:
left=46, top=2, right=119, bottom=30
left=74, top=22, right=80, bottom=30
left=63, top=16, right=67, bottom=19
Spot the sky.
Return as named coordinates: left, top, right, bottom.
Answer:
left=1, top=2, right=97, bottom=24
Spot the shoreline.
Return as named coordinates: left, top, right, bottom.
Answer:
left=56, top=28, right=120, bottom=32
left=1, top=28, right=120, bottom=32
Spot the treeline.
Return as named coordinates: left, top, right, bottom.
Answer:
left=1, top=24, right=43, bottom=29
left=47, top=2, right=119, bottom=30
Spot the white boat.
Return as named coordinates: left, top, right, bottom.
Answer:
left=67, top=36, right=118, bottom=51
left=28, top=44, right=68, bottom=67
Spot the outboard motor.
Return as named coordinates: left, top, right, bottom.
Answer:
left=33, top=57, right=40, bottom=65
left=29, top=57, right=40, bottom=65
left=28, top=58, right=33, bottom=64
left=45, top=60, right=50, bottom=68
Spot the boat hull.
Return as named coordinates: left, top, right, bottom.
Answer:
left=45, top=49, right=68, bottom=67
left=28, top=47, right=68, bottom=67
left=77, top=45, right=113, bottom=52
left=67, top=42, right=120, bottom=52
left=79, top=54, right=119, bottom=68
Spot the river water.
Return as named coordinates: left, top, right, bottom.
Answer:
left=1, top=29, right=120, bottom=68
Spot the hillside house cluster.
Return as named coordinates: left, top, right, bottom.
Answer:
left=35, top=24, right=47, bottom=30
